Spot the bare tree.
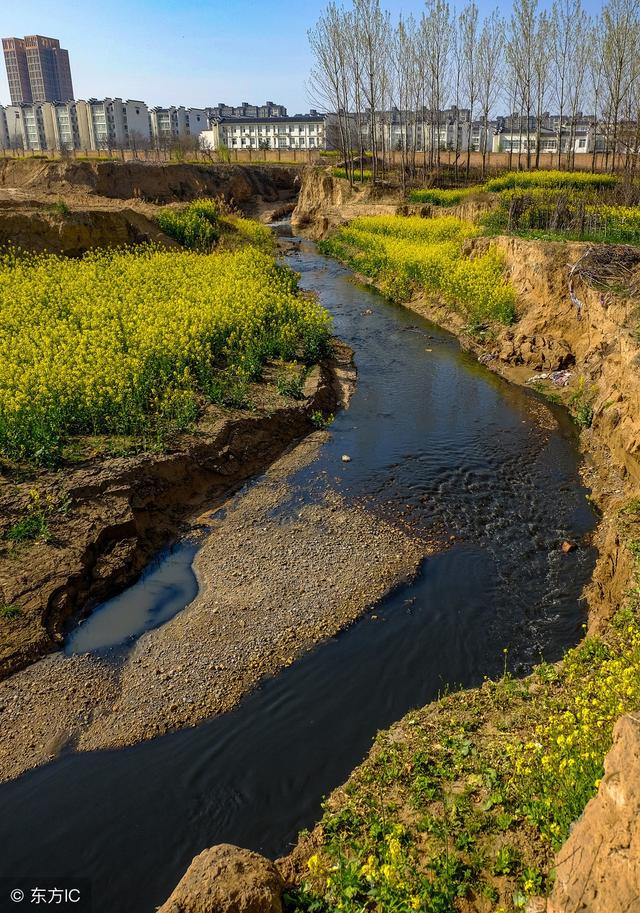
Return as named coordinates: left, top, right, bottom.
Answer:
left=551, top=0, right=574, bottom=167
left=532, top=10, right=551, bottom=167
left=600, top=0, right=640, bottom=171
left=422, top=0, right=452, bottom=174
left=566, top=6, right=591, bottom=167
left=477, top=9, right=504, bottom=176
left=459, top=0, right=479, bottom=176
left=308, top=3, right=356, bottom=182
left=508, top=0, right=538, bottom=168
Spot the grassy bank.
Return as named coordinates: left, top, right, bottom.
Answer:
left=319, top=215, right=516, bottom=325
left=285, top=500, right=640, bottom=913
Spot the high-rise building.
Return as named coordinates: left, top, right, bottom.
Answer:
left=2, top=35, right=74, bottom=104
left=2, top=38, right=32, bottom=103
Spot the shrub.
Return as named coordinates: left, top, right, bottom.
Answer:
left=156, top=198, right=221, bottom=250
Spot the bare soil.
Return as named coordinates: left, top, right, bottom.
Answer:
left=0, top=159, right=302, bottom=253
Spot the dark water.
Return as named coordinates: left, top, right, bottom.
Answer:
left=0, top=238, right=597, bottom=913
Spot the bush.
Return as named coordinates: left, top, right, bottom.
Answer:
left=156, top=198, right=221, bottom=250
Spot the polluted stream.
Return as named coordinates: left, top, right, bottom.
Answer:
left=0, top=233, right=597, bottom=913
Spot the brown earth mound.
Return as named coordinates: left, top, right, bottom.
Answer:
left=157, top=844, right=284, bottom=913
left=0, top=159, right=301, bottom=205
left=0, top=206, right=177, bottom=255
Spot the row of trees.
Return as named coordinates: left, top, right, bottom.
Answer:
left=308, top=0, right=640, bottom=182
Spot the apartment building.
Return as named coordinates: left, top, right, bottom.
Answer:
left=2, top=35, right=73, bottom=104
left=208, top=100, right=287, bottom=119
left=0, top=106, right=8, bottom=148
left=363, top=106, right=471, bottom=153
left=2, top=38, right=32, bottom=103
left=4, top=103, right=47, bottom=150
left=148, top=106, right=207, bottom=147
left=42, top=102, right=80, bottom=149
left=200, top=112, right=328, bottom=151
left=75, top=98, right=151, bottom=150
left=0, top=98, right=152, bottom=151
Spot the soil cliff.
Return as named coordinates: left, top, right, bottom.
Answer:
left=0, top=205, right=178, bottom=255
left=0, top=159, right=302, bottom=205
left=548, top=714, right=640, bottom=913
left=291, top=168, right=496, bottom=238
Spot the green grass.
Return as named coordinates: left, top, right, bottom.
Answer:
left=0, top=604, right=21, bottom=620
left=6, top=491, right=53, bottom=543
left=276, top=365, right=306, bottom=400
left=287, top=603, right=640, bottom=912
left=481, top=190, right=640, bottom=246
left=332, top=167, right=374, bottom=182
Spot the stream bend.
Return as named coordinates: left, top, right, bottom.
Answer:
left=0, top=236, right=596, bottom=913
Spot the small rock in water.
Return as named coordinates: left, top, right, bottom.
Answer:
left=341, top=454, right=351, bottom=463
left=561, top=540, right=577, bottom=553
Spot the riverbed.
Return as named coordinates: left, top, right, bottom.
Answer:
left=0, top=234, right=596, bottom=913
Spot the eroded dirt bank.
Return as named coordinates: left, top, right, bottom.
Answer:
left=0, top=203, right=180, bottom=255
left=0, top=353, right=345, bottom=683
left=291, top=167, right=496, bottom=239
left=0, top=160, right=301, bottom=253
left=0, top=158, right=302, bottom=205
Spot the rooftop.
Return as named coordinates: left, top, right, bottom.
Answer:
left=215, top=113, right=325, bottom=125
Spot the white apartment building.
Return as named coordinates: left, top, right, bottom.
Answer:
left=42, top=101, right=79, bottom=149
left=75, top=98, right=151, bottom=150
left=200, top=112, right=328, bottom=152
left=0, top=98, right=206, bottom=152
left=4, top=103, right=47, bottom=149
left=0, top=98, right=152, bottom=151
left=491, top=125, right=603, bottom=155
left=148, top=106, right=207, bottom=147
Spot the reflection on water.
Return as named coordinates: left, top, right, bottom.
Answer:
left=65, top=540, right=201, bottom=655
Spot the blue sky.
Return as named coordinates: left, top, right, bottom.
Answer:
left=2, top=0, right=604, bottom=111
